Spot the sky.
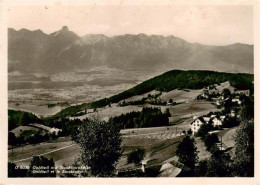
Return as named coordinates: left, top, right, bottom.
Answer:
left=8, top=4, right=253, bottom=45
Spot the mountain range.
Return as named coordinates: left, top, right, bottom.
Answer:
left=8, top=26, right=253, bottom=74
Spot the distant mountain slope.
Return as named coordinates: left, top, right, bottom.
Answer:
left=8, top=27, right=253, bottom=73
left=90, top=70, right=253, bottom=108
left=55, top=70, right=253, bottom=117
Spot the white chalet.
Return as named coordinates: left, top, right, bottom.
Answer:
left=190, top=117, right=207, bottom=134
left=190, top=115, right=225, bottom=134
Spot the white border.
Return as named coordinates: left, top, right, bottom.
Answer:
left=0, top=0, right=259, bottom=185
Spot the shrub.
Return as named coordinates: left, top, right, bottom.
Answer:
left=204, top=133, right=219, bottom=151
left=27, top=156, right=56, bottom=177
left=195, top=123, right=212, bottom=140
left=127, top=148, right=146, bottom=165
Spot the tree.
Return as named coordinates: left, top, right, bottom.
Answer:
left=204, top=133, right=219, bottom=151
left=195, top=123, right=211, bottom=140
left=195, top=160, right=208, bottom=177
left=20, top=112, right=30, bottom=125
left=195, top=145, right=233, bottom=177
left=232, top=120, right=254, bottom=177
left=223, top=98, right=233, bottom=113
left=127, top=148, right=146, bottom=165
left=165, top=108, right=171, bottom=117
left=222, top=88, right=231, bottom=99
left=27, top=156, right=56, bottom=177
left=206, top=151, right=232, bottom=177
left=187, top=129, right=192, bottom=135
left=76, top=117, right=122, bottom=177
left=239, top=104, right=254, bottom=121
left=8, top=132, right=16, bottom=146
left=176, top=136, right=198, bottom=172
left=222, top=117, right=239, bottom=128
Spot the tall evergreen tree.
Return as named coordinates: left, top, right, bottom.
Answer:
left=176, top=136, right=198, bottom=172
left=233, top=120, right=254, bottom=176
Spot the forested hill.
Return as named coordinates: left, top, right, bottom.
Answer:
left=91, top=70, right=253, bottom=108
left=55, top=70, right=253, bottom=117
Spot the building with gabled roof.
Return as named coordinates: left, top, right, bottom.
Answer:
left=190, top=117, right=207, bottom=134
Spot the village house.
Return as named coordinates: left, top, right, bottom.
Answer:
left=49, top=127, right=62, bottom=135
left=220, top=115, right=226, bottom=121
left=232, top=98, right=241, bottom=105
left=190, top=115, right=225, bottom=134
left=201, top=92, right=209, bottom=99
left=86, top=108, right=95, bottom=114
left=203, top=117, right=210, bottom=123
left=210, top=114, right=216, bottom=118
left=236, top=90, right=250, bottom=96
left=190, top=117, right=210, bottom=134
left=229, top=110, right=236, bottom=117
left=211, top=117, right=222, bottom=127
left=216, top=100, right=221, bottom=106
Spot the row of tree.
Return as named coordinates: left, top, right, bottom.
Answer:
left=8, top=110, right=40, bottom=131
left=8, top=130, right=58, bottom=146
left=109, top=107, right=170, bottom=129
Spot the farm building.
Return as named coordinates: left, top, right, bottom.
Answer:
left=86, top=108, right=95, bottom=113
left=49, top=127, right=62, bottom=135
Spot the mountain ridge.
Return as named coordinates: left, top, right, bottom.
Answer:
left=8, top=26, right=254, bottom=74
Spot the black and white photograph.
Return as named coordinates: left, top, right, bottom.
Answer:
left=0, top=0, right=259, bottom=183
